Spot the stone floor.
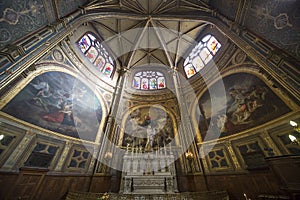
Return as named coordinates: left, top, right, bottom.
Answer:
left=66, top=191, right=229, bottom=200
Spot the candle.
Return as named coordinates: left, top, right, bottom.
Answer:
left=164, top=141, right=167, bottom=156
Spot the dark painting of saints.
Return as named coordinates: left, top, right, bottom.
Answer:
left=1, top=71, right=102, bottom=141
left=198, top=73, right=291, bottom=140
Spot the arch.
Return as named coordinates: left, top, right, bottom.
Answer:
left=0, top=65, right=107, bottom=143
left=190, top=69, right=292, bottom=142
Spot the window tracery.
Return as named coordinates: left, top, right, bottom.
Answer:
left=184, top=34, right=221, bottom=78
left=77, top=33, right=115, bottom=78
left=132, top=71, right=166, bottom=90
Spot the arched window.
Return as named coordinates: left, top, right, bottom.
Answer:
left=77, top=33, right=115, bottom=78
left=184, top=34, right=221, bottom=78
left=132, top=71, right=166, bottom=90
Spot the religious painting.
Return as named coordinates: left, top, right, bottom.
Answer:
left=1, top=71, right=102, bottom=141
left=122, top=107, right=174, bottom=150
left=198, top=73, right=291, bottom=140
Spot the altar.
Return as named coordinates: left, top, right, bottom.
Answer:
left=120, top=147, right=178, bottom=194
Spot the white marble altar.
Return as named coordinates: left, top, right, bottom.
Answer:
left=121, top=147, right=178, bottom=194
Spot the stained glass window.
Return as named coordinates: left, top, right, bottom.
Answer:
left=132, top=71, right=166, bottom=90
left=184, top=34, right=221, bottom=78
left=77, top=33, right=115, bottom=78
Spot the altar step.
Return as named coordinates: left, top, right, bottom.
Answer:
left=66, top=191, right=229, bottom=200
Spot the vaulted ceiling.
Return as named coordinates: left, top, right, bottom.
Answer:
left=1, top=0, right=299, bottom=69
left=82, top=0, right=215, bottom=68
left=90, top=18, right=209, bottom=68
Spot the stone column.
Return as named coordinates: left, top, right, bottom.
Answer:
left=96, top=67, right=129, bottom=174
left=171, top=68, right=201, bottom=173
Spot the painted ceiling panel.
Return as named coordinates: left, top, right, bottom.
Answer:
left=93, top=21, right=117, bottom=40
left=166, top=40, right=178, bottom=62
left=0, top=0, right=49, bottom=49
left=131, top=49, right=148, bottom=67
left=140, top=27, right=162, bottom=50
left=57, top=0, right=89, bottom=18
left=151, top=49, right=169, bottom=65
left=244, top=0, right=300, bottom=60
left=119, top=19, right=144, bottom=32
left=210, top=0, right=239, bottom=21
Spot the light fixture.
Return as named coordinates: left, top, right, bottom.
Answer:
left=0, top=134, right=4, bottom=141
left=290, top=120, right=297, bottom=127
left=289, top=134, right=299, bottom=145
left=185, top=151, right=194, bottom=160
left=289, top=120, right=300, bottom=133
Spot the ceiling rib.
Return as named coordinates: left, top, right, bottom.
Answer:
left=121, top=20, right=146, bottom=32
left=149, top=52, right=167, bottom=65
left=151, top=20, right=175, bottom=68
left=117, top=19, right=125, bottom=65
left=85, top=0, right=119, bottom=10
left=151, top=0, right=168, bottom=14
left=131, top=51, right=148, bottom=67
left=155, top=21, right=180, bottom=37
left=135, top=0, right=148, bottom=14
left=175, top=21, right=181, bottom=67
left=125, top=20, right=151, bottom=68
left=121, top=0, right=145, bottom=13
left=180, top=0, right=211, bottom=12
left=182, top=23, right=206, bottom=35
left=93, top=21, right=118, bottom=35
left=153, top=0, right=177, bottom=14
left=53, top=0, right=60, bottom=20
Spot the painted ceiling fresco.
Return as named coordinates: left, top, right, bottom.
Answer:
left=244, top=0, right=300, bottom=59
left=210, top=0, right=239, bottom=21
left=1, top=71, right=102, bottom=141
left=0, top=0, right=49, bottom=49
left=57, top=0, right=89, bottom=18
left=0, top=0, right=90, bottom=49
left=198, top=73, right=291, bottom=140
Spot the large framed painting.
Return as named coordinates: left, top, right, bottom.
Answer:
left=198, top=73, right=291, bottom=140
left=122, top=107, right=174, bottom=149
left=1, top=71, right=102, bottom=141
